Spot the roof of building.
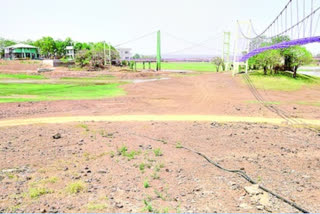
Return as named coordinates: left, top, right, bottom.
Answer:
left=5, top=43, right=37, bottom=49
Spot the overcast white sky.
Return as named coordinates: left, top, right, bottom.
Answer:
left=1, top=0, right=319, bottom=56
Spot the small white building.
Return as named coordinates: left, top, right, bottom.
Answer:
left=117, top=48, right=131, bottom=60
left=65, top=46, right=74, bottom=60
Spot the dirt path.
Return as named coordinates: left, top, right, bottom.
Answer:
left=0, top=114, right=320, bottom=127
left=1, top=72, right=320, bottom=121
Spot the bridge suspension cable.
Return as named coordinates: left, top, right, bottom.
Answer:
left=114, top=30, right=157, bottom=47
left=162, top=32, right=224, bottom=55
left=239, top=0, right=320, bottom=40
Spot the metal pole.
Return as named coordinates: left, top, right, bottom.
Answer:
left=104, top=41, right=106, bottom=66
left=109, top=42, right=111, bottom=65
left=303, top=0, right=306, bottom=37
left=156, top=30, right=161, bottom=71
left=310, top=0, right=314, bottom=37
left=233, top=21, right=239, bottom=76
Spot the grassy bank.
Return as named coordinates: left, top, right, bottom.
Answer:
left=136, top=62, right=218, bottom=72
left=0, top=83, right=125, bottom=103
left=247, top=70, right=320, bottom=91
left=0, top=73, right=46, bottom=80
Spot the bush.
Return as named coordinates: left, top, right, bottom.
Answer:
left=66, top=181, right=86, bottom=194
left=121, top=60, right=128, bottom=66
left=75, top=50, right=91, bottom=68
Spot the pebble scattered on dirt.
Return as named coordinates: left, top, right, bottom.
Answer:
left=0, top=121, right=319, bottom=213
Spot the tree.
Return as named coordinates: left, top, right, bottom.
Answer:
left=211, top=57, right=224, bottom=72
left=75, top=49, right=91, bottom=67
left=255, top=50, right=282, bottom=75
left=132, top=53, right=140, bottom=59
left=54, top=40, right=66, bottom=58
left=0, top=38, right=16, bottom=58
left=282, top=46, right=313, bottom=78
left=90, top=50, right=104, bottom=69
left=34, top=36, right=56, bottom=58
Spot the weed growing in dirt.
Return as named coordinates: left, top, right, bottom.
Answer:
left=6, top=173, right=16, bottom=179
left=161, top=207, right=169, bottom=213
left=43, top=176, right=58, bottom=184
left=153, top=148, right=163, bottom=156
left=154, top=163, right=164, bottom=172
left=6, top=204, right=21, bottom=213
left=139, top=163, right=146, bottom=172
left=143, top=199, right=153, bottom=212
left=154, top=189, right=166, bottom=200
left=87, top=202, right=107, bottom=211
left=117, top=146, right=140, bottom=160
left=78, top=124, right=89, bottom=132
left=176, top=142, right=183, bottom=148
left=99, top=130, right=114, bottom=138
left=143, top=179, right=150, bottom=188
left=66, top=181, right=86, bottom=194
left=27, top=187, right=52, bottom=199
left=151, top=172, right=160, bottom=180
left=109, top=151, right=115, bottom=158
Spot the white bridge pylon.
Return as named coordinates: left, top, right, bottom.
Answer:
left=233, top=20, right=252, bottom=76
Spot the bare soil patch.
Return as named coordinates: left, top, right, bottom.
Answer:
left=0, top=121, right=319, bottom=213
left=0, top=72, right=319, bottom=121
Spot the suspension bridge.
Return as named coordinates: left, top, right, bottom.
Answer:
left=234, top=0, right=320, bottom=74
left=113, top=0, right=319, bottom=73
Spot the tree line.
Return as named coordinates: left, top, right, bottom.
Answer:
left=211, top=36, right=315, bottom=78
left=248, top=36, right=313, bottom=78
left=0, top=36, right=118, bottom=63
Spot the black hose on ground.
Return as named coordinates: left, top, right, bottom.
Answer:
left=133, top=133, right=310, bottom=213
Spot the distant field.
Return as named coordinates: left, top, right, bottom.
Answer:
left=0, top=83, right=125, bottom=103
left=0, top=73, right=45, bottom=80
left=247, top=70, right=320, bottom=91
left=136, top=62, right=218, bottom=72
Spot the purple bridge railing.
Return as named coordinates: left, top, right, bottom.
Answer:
left=239, top=36, right=320, bottom=62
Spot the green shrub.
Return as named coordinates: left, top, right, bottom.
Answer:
left=66, top=181, right=86, bottom=194
left=153, top=148, right=163, bottom=157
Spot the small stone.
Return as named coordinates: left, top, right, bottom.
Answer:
left=239, top=203, right=252, bottom=209
left=256, top=205, right=264, bottom=210
left=115, top=202, right=123, bottom=208
left=244, top=184, right=262, bottom=195
left=52, top=133, right=61, bottom=139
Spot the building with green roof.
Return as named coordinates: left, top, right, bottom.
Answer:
left=4, top=43, right=39, bottom=60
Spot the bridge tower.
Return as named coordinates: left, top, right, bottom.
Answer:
left=156, top=30, right=161, bottom=71
left=233, top=20, right=252, bottom=76
left=222, top=32, right=231, bottom=71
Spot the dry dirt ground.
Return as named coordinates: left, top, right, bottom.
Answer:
left=0, top=63, right=320, bottom=213
left=1, top=68, right=320, bottom=121
left=0, top=122, right=319, bottom=213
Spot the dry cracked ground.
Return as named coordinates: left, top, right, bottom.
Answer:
left=1, top=121, right=320, bottom=213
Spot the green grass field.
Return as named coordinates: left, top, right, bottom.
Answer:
left=0, top=73, right=46, bottom=80
left=0, top=83, right=125, bottom=103
left=248, top=70, right=320, bottom=91
left=136, top=62, right=218, bottom=72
